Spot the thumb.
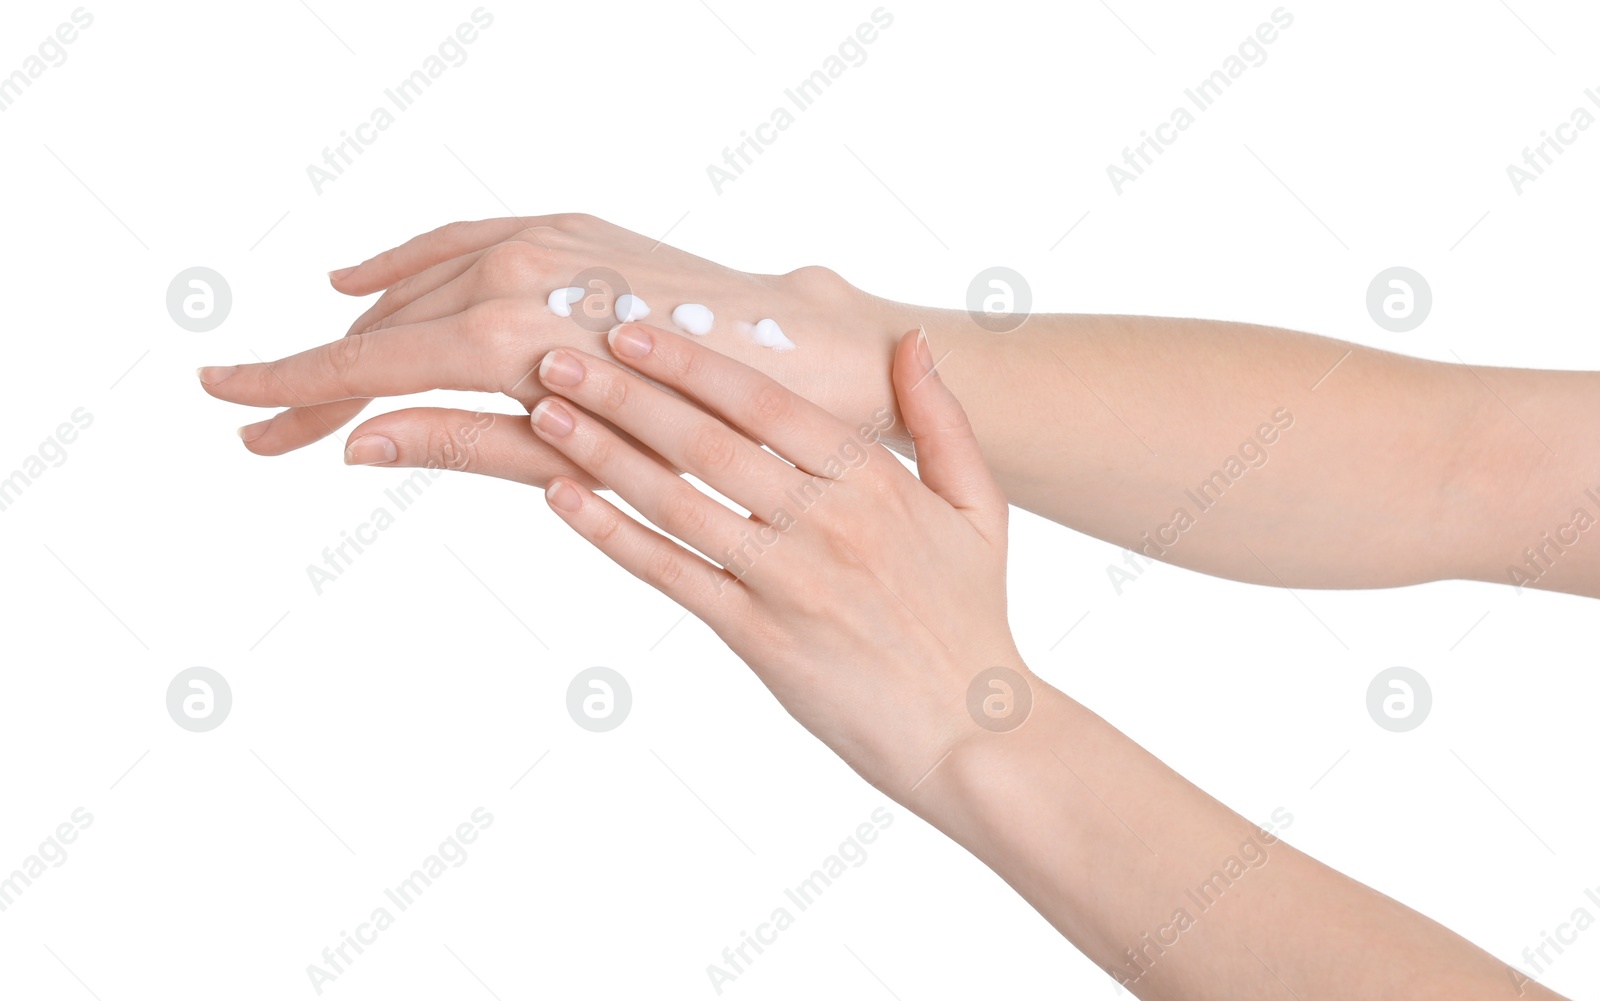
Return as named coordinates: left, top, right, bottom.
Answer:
left=892, top=327, right=1006, bottom=523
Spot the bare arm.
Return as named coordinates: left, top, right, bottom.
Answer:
left=205, top=215, right=1600, bottom=597
left=862, top=299, right=1600, bottom=598
left=921, top=680, right=1567, bottom=999
left=524, top=323, right=1568, bottom=999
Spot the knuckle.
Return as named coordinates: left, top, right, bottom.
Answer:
left=424, top=420, right=478, bottom=472
left=685, top=423, right=739, bottom=476
left=460, top=302, right=536, bottom=396
left=583, top=432, right=616, bottom=472
left=658, top=338, right=702, bottom=383
left=596, top=370, right=632, bottom=413
left=784, top=264, right=844, bottom=295
left=548, top=212, right=598, bottom=232
left=747, top=382, right=793, bottom=426
left=659, top=488, right=710, bottom=539
left=857, top=461, right=906, bottom=508
left=477, top=240, right=543, bottom=286
left=590, top=508, right=623, bottom=546
left=324, top=334, right=367, bottom=394
left=642, top=547, right=685, bottom=591
left=822, top=516, right=872, bottom=565
left=513, top=224, right=563, bottom=248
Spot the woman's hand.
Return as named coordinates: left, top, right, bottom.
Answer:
left=530, top=320, right=1022, bottom=793
left=197, top=214, right=904, bottom=487
left=527, top=323, right=1573, bottom=1001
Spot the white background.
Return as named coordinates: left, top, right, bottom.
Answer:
left=1, top=0, right=1597, bottom=997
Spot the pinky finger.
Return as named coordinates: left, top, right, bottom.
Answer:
left=543, top=476, right=747, bottom=628
left=344, top=408, right=599, bottom=488
left=242, top=399, right=371, bottom=455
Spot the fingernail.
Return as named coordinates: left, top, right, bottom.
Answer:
left=237, top=419, right=273, bottom=444
left=344, top=434, right=398, bottom=465
left=197, top=366, right=237, bottom=386
left=539, top=350, right=584, bottom=387
left=531, top=398, right=574, bottom=437
left=914, top=326, right=936, bottom=375
left=546, top=480, right=582, bottom=512
left=608, top=323, right=653, bottom=359
left=328, top=266, right=357, bottom=282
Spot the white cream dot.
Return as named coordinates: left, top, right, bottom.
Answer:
left=671, top=303, right=714, bottom=336
left=545, top=287, right=583, bottom=317
left=616, top=294, right=651, bottom=323
left=750, top=318, right=796, bottom=351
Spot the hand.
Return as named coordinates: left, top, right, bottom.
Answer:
left=530, top=321, right=1023, bottom=793
left=198, top=214, right=904, bottom=487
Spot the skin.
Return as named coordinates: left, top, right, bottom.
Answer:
left=526, top=322, right=1561, bottom=1000
left=200, top=214, right=1600, bottom=599
left=197, top=215, right=1582, bottom=995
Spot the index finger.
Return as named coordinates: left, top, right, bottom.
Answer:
left=199, top=312, right=507, bottom=407
left=604, top=323, right=890, bottom=478
left=330, top=217, right=529, bottom=295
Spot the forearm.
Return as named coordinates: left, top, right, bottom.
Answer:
left=825, top=284, right=1600, bottom=595
left=911, top=675, right=1565, bottom=999
left=253, top=211, right=1599, bottom=596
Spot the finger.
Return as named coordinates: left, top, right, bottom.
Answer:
left=893, top=327, right=1007, bottom=524
left=244, top=396, right=674, bottom=463
left=199, top=307, right=529, bottom=409
left=240, top=400, right=372, bottom=455
left=235, top=242, right=562, bottom=431
left=367, top=235, right=577, bottom=334
left=364, top=263, right=485, bottom=334
left=244, top=289, right=392, bottom=453
left=534, top=347, right=800, bottom=516
left=529, top=396, right=754, bottom=562
left=336, top=407, right=602, bottom=488
left=330, top=218, right=535, bottom=295
left=543, top=475, right=746, bottom=628
left=602, top=323, right=874, bottom=478
left=349, top=250, right=484, bottom=333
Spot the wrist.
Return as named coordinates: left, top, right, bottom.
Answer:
left=766, top=267, right=998, bottom=462
left=775, top=266, right=900, bottom=422
left=901, top=680, right=1111, bottom=950
left=897, top=662, right=1065, bottom=831
left=853, top=294, right=992, bottom=457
